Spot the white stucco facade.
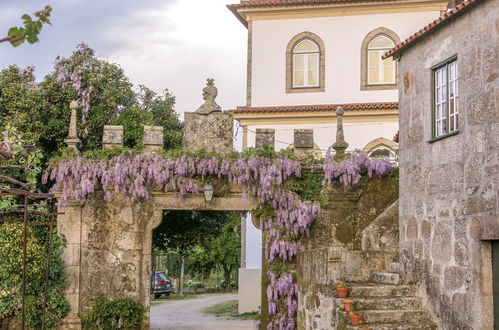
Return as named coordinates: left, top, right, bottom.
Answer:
left=250, top=11, right=441, bottom=107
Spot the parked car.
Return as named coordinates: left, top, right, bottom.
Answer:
left=151, top=271, right=173, bottom=298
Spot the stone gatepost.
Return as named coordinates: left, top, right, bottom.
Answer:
left=184, top=79, right=233, bottom=153
left=102, top=125, right=124, bottom=149
left=255, top=128, right=275, bottom=149
left=64, top=101, right=81, bottom=152
left=294, top=129, right=314, bottom=158
left=143, top=126, right=163, bottom=151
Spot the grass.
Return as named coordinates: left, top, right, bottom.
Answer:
left=203, top=299, right=259, bottom=320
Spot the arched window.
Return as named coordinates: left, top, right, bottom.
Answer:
left=360, top=28, right=400, bottom=91
left=362, top=137, right=399, bottom=164
left=292, top=39, right=319, bottom=88
left=286, top=32, right=325, bottom=93
left=367, top=35, right=395, bottom=85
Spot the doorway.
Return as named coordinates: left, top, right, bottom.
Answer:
left=150, top=210, right=256, bottom=329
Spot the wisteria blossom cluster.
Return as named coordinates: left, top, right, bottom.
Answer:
left=323, top=153, right=393, bottom=185
left=54, top=43, right=95, bottom=127
left=43, top=153, right=302, bottom=206
left=266, top=272, right=298, bottom=330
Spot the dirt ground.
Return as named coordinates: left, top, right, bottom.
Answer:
left=150, top=293, right=255, bottom=330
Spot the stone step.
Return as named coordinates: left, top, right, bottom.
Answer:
left=336, top=297, right=422, bottom=310
left=371, top=272, right=400, bottom=285
left=345, top=323, right=437, bottom=330
left=389, top=262, right=404, bottom=274
left=347, top=284, right=416, bottom=298
left=360, top=310, right=433, bottom=324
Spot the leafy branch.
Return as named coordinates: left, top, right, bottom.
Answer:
left=0, top=5, right=52, bottom=47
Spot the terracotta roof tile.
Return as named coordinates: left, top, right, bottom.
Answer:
left=229, top=102, right=398, bottom=113
left=384, top=0, right=482, bottom=59
left=227, top=0, right=399, bottom=27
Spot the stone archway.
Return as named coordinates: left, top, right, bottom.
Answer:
left=57, top=188, right=258, bottom=329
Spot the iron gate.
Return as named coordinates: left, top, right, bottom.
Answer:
left=0, top=186, right=59, bottom=330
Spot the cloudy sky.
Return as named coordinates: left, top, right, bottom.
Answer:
left=0, top=0, right=247, bottom=120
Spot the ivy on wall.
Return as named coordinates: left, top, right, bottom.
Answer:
left=44, top=147, right=393, bottom=329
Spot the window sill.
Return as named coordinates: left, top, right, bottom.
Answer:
left=428, top=130, right=459, bottom=143
left=360, top=83, right=398, bottom=91
left=286, top=86, right=325, bottom=93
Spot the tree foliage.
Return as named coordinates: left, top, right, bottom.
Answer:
left=0, top=43, right=183, bottom=159
left=188, top=213, right=241, bottom=291
left=153, top=211, right=228, bottom=256
left=1, top=6, right=52, bottom=47
left=0, top=223, right=69, bottom=328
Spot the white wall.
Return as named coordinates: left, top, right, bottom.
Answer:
left=251, top=11, right=441, bottom=107
left=246, top=122, right=399, bottom=153
left=245, top=213, right=262, bottom=268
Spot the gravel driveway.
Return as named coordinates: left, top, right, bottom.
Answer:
left=150, top=293, right=255, bottom=330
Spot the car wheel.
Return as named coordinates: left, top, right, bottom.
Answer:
left=154, top=293, right=162, bottom=299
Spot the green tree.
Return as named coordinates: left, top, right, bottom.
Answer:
left=153, top=210, right=228, bottom=293
left=113, top=85, right=183, bottom=149
left=1, top=6, right=52, bottom=47
left=0, top=44, right=183, bottom=158
left=189, top=213, right=241, bottom=291
left=153, top=211, right=241, bottom=292
left=0, top=66, right=43, bottom=145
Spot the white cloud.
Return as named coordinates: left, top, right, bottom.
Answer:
left=0, top=0, right=247, bottom=118
left=102, top=0, right=247, bottom=118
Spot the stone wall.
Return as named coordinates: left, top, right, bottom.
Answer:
left=397, top=0, right=498, bottom=328
left=57, top=191, right=257, bottom=329
left=297, top=177, right=399, bottom=328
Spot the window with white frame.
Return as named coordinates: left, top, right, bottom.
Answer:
left=367, top=35, right=396, bottom=85
left=433, top=58, right=458, bottom=138
left=293, top=39, right=319, bottom=88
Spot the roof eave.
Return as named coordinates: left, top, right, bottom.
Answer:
left=227, top=4, right=249, bottom=28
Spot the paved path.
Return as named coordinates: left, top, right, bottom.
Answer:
left=150, top=293, right=254, bottom=330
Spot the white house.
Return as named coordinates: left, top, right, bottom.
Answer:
left=227, top=0, right=449, bottom=313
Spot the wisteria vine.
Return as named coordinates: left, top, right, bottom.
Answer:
left=54, top=43, right=95, bottom=130
left=44, top=151, right=393, bottom=329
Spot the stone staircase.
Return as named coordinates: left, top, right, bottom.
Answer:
left=335, top=267, right=437, bottom=330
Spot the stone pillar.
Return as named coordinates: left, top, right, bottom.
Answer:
left=294, top=129, right=314, bottom=158
left=64, top=101, right=81, bottom=152
left=102, top=125, right=123, bottom=149
left=255, top=129, right=275, bottom=149
left=143, top=126, right=163, bottom=151
left=242, top=126, right=248, bottom=150
left=184, top=112, right=234, bottom=153
left=57, top=204, right=83, bottom=329
left=184, top=79, right=234, bottom=153
left=332, top=106, right=349, bottom=161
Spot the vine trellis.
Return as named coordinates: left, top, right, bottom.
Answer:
left=44, top=149, right=393, bottom=329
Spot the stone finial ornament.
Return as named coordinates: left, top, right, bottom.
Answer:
left=332, top=106, right=349, bottom=161
left=64, top=101, right=81, bottom=152
left=195, top=78, right=222, bottom=115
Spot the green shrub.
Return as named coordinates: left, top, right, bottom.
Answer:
left=0, top=223, right=69, bottom=328
left=80, top=296, right=145, bottom=330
